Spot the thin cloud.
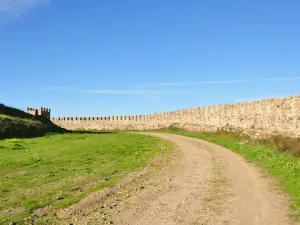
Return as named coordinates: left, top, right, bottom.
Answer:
left=133, top=77, right=300, bottom=88
left=47, top=76, right=300, bottom=96
left=133, top=79, right=251, bottom=88
left=0, top=0, right=49, bottom=20
left=259, top=76, right=300, bottom=82
left=86, top=89, right=189, bottom=95
left=194, top=79, right=251, bottom=84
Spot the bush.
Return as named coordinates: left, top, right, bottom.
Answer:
left=266, top=136, right=300, bottom=157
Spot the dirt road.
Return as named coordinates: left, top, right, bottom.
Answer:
left=58, top=133, right=297, bottom=225
left=117, top=133, right=295, bottom=225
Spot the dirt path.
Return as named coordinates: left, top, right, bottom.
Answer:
left=116, top=133, right=295, bottom=225
left=55, top=133, right=297, bottom=225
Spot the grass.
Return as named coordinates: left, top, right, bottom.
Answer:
left=0, top=112, right=65, bottom=140
left=0, top=132, right=171, bottom=224
left=265, top=135, right=300, bottom=157
left=157, top=129, right=300, bottom=221
left=0, top=114, right=42, bottom=125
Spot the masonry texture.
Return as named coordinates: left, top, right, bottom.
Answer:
left=51, top=95, right=300, bottom=138
left=26, top=107, right=51, bottom=119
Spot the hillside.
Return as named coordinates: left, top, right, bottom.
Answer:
left=0, top=104, right=65, bottom=139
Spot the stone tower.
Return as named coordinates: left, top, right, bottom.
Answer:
left=25, top=107, right=51, bottom=118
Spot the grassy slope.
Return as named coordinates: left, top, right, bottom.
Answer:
left=0, top=114, right=41, bottom=124
left=0, top=105, right=65, bottom=139
left=158, top=129, right=300, bottom=220
left=0, top=132, right=171, bottom=224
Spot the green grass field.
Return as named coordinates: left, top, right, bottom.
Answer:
left=159, top=129, right=300, bottom=221
left=0, top=132, right=171, bottom=224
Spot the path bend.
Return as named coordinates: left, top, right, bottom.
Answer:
left=116, top=132, right=296, bottom=225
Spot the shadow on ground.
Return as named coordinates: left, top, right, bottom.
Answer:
left=0, top=104, right=66, bottom=140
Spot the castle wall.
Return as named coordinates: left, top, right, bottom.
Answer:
left=25, top=108, right=38, bottom=117
left=51, top=95, right=300, bottom=138
left=26, top=107, right=50, bottom=118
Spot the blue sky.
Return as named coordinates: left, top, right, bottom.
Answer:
left=1, top=0, right=300, bottom=117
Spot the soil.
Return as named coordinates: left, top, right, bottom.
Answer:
left=38, top=133, right=297, bottom=225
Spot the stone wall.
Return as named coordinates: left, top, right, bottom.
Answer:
left=26, top=107, right=51, bottom=118
left=51, top=95, right=300, bottom=138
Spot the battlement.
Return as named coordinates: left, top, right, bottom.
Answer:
left=50, top=95, right=300, bottom=138
left=51, top=115, right=152, bottom=121
left=25, top=107, right=51, bottom=118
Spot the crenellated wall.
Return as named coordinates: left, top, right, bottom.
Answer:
left=51, top=95, right=300, bottom=138
left=26, top=107, right=51, bottom=118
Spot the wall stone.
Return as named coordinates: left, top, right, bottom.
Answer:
left=26, top=107, right=50, bottom=118
left=51, top=95, right=300, bottom=138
